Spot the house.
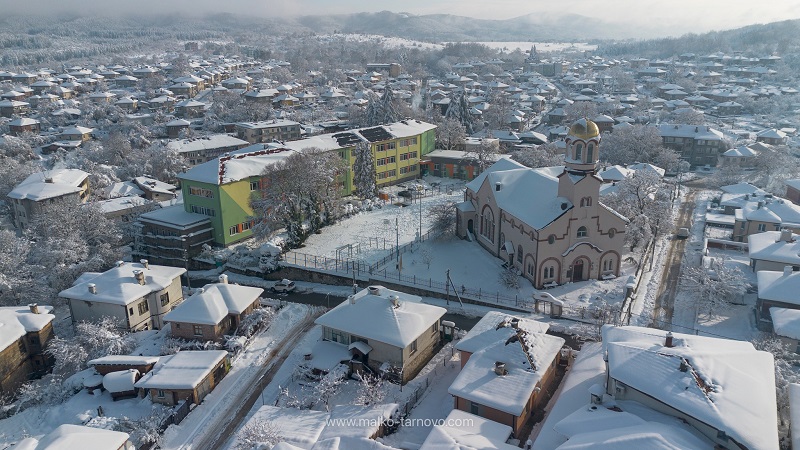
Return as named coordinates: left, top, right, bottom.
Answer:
left=720, top=145, right=758, bottom=168
left=59, top=260, right=186, bottom=331
left=456, top=119, right=628, bottom=288
left=95, top=196, right=155, bottom=222
left=174, top=99, right=206, bottom=118
left=7, top=117, right=40, bottom=135
left=88, top=355, right=159, bottom=376
left=757, top=267, right=800, bottom=331
left=449, top=311, right=564, bottom=437
left=657, top=123, right=725, bottom=168
left=0, top=305, right=55, bottom=395
left=132, top=176, right=178, bottom=201
left=134, top=350, right=229, bottom=406
left=757, top=128, right=788, bottom=146
left=786, top=179, right=800, bottom=205
left=164, top=275, right=263, bottom=342
left=14, top=424, right=134, bottom=450
left=166, top=134, right=249, bottom=166
left=732, top=194, right=800, bottom=242
left=419, top=149, right=508, bottom=180
left=7, top=169, right=90, bottom=230
left=314, top=285, right=446, bottom=384
left=60, top=125, right=94, bottom=141
left=235, top=119, right=302, bottom=144
left=601, top=325, right=778, bottom=449
left=132, top=205, right=214, bottom=268
left=0, top=99, right=30, bottom=117
left=748, top=230, right=800, bottom=271
left=419, top=409, right=518, bottom=450
left=102, top=369, right=141, bottom=400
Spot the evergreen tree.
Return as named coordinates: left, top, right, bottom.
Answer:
left=380, top=86, right=400, bottom=124
left=364, top=92, right=382, bottom=127
left=353, top=141, right=377, bottom=198
left=445, top=92, right=473, bottom=134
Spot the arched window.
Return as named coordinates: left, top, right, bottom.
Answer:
left=517, top=245, right=523, bottom=263
left=577, top=226, right=588, bottom=238
left=586, top=143, right=594, bottom=162
left=480, top=207, right=495, bottom=243
left=580, top=198, right=585, bottom=207
left=575, top=142, right=583, bottom=161
left=585, top=196, right=592, bottom=206
left=548, top=234, right=556, bottom=245
left=609, top=228, right=616, bottom=238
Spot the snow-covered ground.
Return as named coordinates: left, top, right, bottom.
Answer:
left=466, top=41, right=598, bottom=53
left=160, top=303, right=312, bottom=449
left=316, top=33, right=444, bottom=50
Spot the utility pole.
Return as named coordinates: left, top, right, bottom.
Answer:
left=395, top=217, right=399, bottom=262
left=419, top=188, right=423, bottom=242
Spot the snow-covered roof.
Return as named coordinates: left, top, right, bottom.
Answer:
left=601, top=325, right=778, bottom=450
left=102, top=369, right=139, bottom=393
left=456, top=311, right=549, bottom=354
left=8, top=169, right=88, bottom=201
left=758, top=269, right=800, bottom=305
left=88, top=355, right=159, bottom=366
left=138, top=204, right=211, bottom=230
left=553, top=421, right=709, bottom=450
left=467, top=159, right=576, bottom=230
left=419, top=409, right=517, bottom=450
left=166, top=134, right=248, bottom=154
left=0, top=306, right=54, bottom=352
left=103, top=181, right=144, bottom=198
left=722, top=145, right=758, bottom=158
left=739, top=196, right=800, bottom=226
left=18, top=424, right=131, bottom=450
left=179, top=146, right=298, bottom=185
left=133, top=176, right=177, bottom=195
left=236, top=119, right=300, bottom=129
left=627, top=162, right=665, bottom=177
left=748, top=231, right=800, bottom=265
left=134, top=350, right=227, bottom=389
left=770, top=307, right=800, bottom=340
left=319, top=404, right=399, bottom=440
left=449, top=319, right=564, bottom=416
left=657, top=124, right=723, bottom=141
left=59, top=261, right=185, bottom=306
left=598, top=165, right=632, bottom=182
left=164, top=282, right=262, bottom=325
left=238, top=405, right=329, bottom=448
left=314, top=286, right=445, bottom=348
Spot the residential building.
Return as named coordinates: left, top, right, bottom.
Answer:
left=88, top=355, right=159, bottom=376
left=132, top=176, right=178, bottom=201
left=0, top=305, right=55, bottom=395
left=134, top=350, right=229, bottom=406
left=601, top=325, right=778, bottom=449
left=166, top=134, right=249, bottom=166
left=60, top=125, right=94, bottom=141
left=14, top=424, right=134, bottom=450
left=420, top=149, right=508, bottom=180
left=165, top=118, right=191, bottom=138
left=720, top=145, right=758, bottom=168
left=419, top=409, right=518, bottom=450
left=103, top=369, right=141, bottom=400
left=0, top=100, right=30, bottom=117
left=757, top=128, right=788, bottom=146
left=786, top=179, right=800, bottom=205
left=7, top=169, right=90, bottom=230
left=59, top=260, right=186, bottom=331
left=235, top=119, right=301, bottom=144
left=164, top=275, right=263, bottom=342
left=732, top=194, right=800, bottom=242
left=7, top=117, right=40, bottom=135
left=132, top=205, right=214, bottom=268
left=757, top=267, right=800, bottom=332
left=748, top=230, right=800, bottom=271
left=174, top=99, right=206, bottom=118
left=314, top=285, right=446, bottom=384
left=448, top=311, right=564, bottom=437
left=456, top=119, right=628, bottom=288
left=657, top=123, right=725, bottom=167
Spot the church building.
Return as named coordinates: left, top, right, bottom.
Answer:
left=456, top=118, right=628, bottom=288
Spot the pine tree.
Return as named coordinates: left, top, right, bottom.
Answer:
left=445, top=92, right=473, bottom=134
left=353, top=141, right=377, bottom=199
left=380, top=86, right=400, bottom=124
left=364, top=92, right=382, bottom=127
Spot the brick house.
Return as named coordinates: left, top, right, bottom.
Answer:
left=0, top=305, right=55, bottom=395
left=134, top=350, right=229, bottom=406
left=164, top=275, right=263, bottom=342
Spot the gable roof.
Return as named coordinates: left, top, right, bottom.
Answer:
left=59, top=262, right=185, bottom=306
left=164, top=283, right=263, bottom=325
left=748, top=231, right=800, bottom=265
left=134, top=350, right=227, bottom=389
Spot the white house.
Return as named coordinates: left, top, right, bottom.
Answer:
left=14, top=424, right=134, bottom=450
left=59, top=260, right=185, bottom=331
left=7, top=169, right=90, bottom=230
left=314, top=285, right=446, bottom=384
left=748, top=230, right=800, bottom=271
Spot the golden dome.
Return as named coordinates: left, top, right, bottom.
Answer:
left=568, top=118, right=600, bottom=140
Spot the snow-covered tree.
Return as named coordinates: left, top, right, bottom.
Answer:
left=435, top=117, right=466, bottom=150
left=380, top=86, right=400, bottom=124
left=564, top=101, right=599, bottom=124
left=682, top=258, right=747, bottom=319
left=444, top=92, right=473, bottom=134
left=363, top=91, right=383, bottom=127
left=513, top=143, right=563, bottom=168
left=354, top=372, right=386, bottom=406
left=751, top=333, right=800, bottom=444
left=467, top=137, right=499, bottom=173
left=602, top=170, right=673, bottom=251
left=600, top=124, right=679, bottom=170
left=236, top=420, right=279, bottom=450
left=430, top=201, right=456, bottom=237
left=353, top=141, right=377, bottom=199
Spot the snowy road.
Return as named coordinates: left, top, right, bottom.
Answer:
left=160, top=304, right=320, bottom=450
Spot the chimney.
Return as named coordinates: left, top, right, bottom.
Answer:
left=757, top=201, right=765, bottom=209
left=44, top=177, right=53, bottom=183
left=389, top=294, right=400, bottom=308
left=348, top=294, right=356, bottom=305
left=510, top=317, right=520, bottom=329
left=495, top=182, right=502, bottom=192
left=28, top=303, right=39, bottom=314
left=679, top=359, right=688, bottom=372
left=665, top=331, right=674, bottom=348
left=368, top=285, right=383, bottom=296
left=785, top=266, right=793, bottom=277
left=494, top=361, right=507, bottom=376
left=219, top=274, right=228, bottom=284
left=133, top=270, right=145, bottom=285
left=116, top=260, right=125, bottom=267
left=779, top=229, right=793, bottom=243
left=140, top=259, right=149, bottom=269
left=87, top=283, right=97, bottom=295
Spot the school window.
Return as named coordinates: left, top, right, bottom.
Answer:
left=400, top=166, right=410, bottom=174
left=409, top=339, right=418, bottom=354
left=160, top=293, right=170, bottom=307
left=193, top=325, right=203, bottom=336
left=376, top=143, right=386, bottom=152
left=190, top=205, right=216, bottom=217
left=388, top=142, right=396, bottom=150
left=410, top=137, right=417, bottom=145
left=377, top=158, right=387, bottom=166
left=137, top=300, right=149, bottom=315
left=189, top=186, right=214, bottom=198
left=388, top=156, right=396, bottom=163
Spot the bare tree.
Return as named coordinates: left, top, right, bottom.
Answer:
left=564, top=101, right=599, bottom=123
left=467, top=137, right=499, bottom=173
left=751, top=333, right=800, bottom=443
left=235, top=421, right=280, bottom=450
left=682, top=257, right=747, bottom=319
left=602, top=170, right=673, bottom=251
left=513, top=143, right=563, bottom=168
left=435, top=117, right=466, bottom=150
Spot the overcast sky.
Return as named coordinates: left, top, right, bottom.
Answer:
left=5, top=0, right=800, bottom=37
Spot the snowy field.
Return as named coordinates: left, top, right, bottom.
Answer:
left=467, top=41, right=598, bottom=53
left=316, top=33, right=443, bottom=50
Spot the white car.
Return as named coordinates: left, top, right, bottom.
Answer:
left=272, top=279, right=296, bottom=293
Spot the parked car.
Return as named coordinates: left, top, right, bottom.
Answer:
left=272, top=279, right=296, bottom=293
left=397, top=190, right=413, bottom=199
left=676, top=227, right=690, bottom=239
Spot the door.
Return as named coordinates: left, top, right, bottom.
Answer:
left=467, top=219, right=474, bottom=234
left=572, top=259, right=585, bottom=282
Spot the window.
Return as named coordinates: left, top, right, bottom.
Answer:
left=410, top=339, right=418, bottom=354
left=388, top=142, right=396, bottom=150
left=517, top=246, right=523, bottom=263
left=609, top=228, right=616, bottom=238
left=411, top=137, right=417, bottom=145
left=575, top=143, right=583, bottom=160
left=470, top=401, right=480, bottom=415
left=577, top=226, right=588, bottom=238
left=527, top=260, right=535, bottom=276
left=129, top=307, right=134, bottom=316
left=157, top=389, right=166, bottom=398
left=548, top=234, right=556, bottom=245
left=431, top=322, right=439, bottom=335
left=190, top=205, right=216, bottom=217
left=480, top=209, right=495, bottom=243
left=250, top=180, right=260, bottom=191
left=189, top=186, right=214, bottom=198
left=160, top=293, right=170, bottom=307
left=388, top=155, right=396, bottom=164
left=586, top=143, right=594, bottom=161
left=758, top=223, right=767, bottom=232
left=193, top=325, right=203, bottom=336
left=138, top=301, right=149, bottom=315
